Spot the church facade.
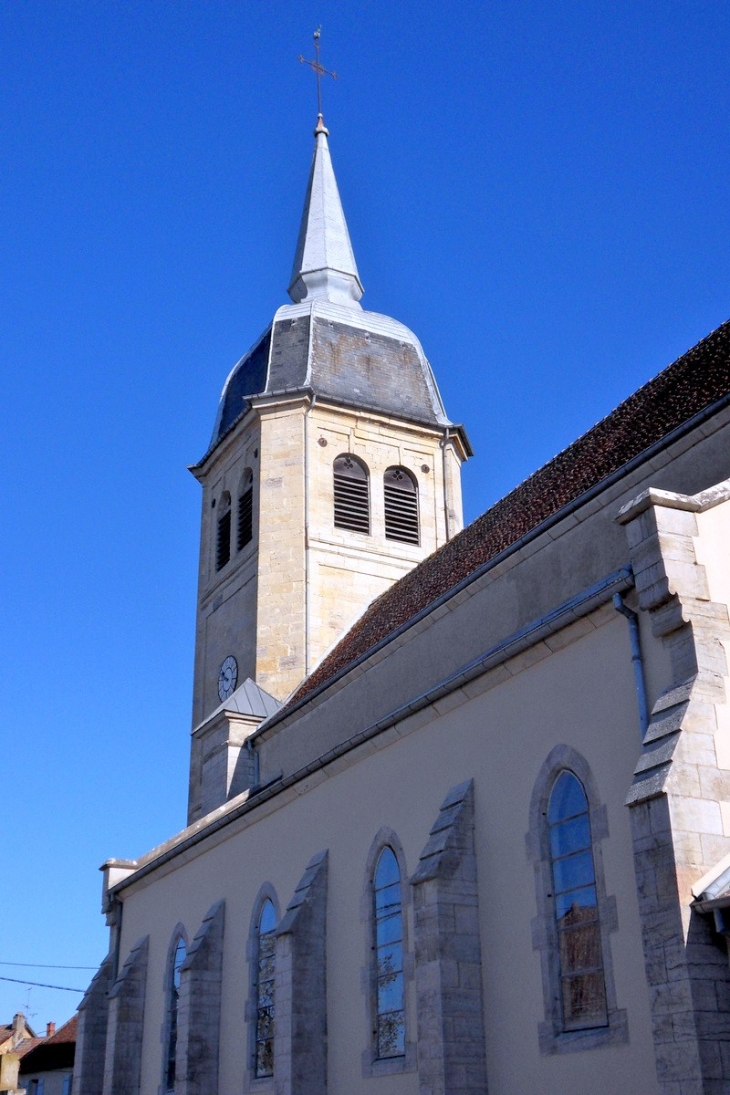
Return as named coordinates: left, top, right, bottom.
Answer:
left=74, top=113, right=730, bottom=1095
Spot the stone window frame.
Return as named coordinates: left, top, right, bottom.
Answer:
left=360, top=827, right=417, bottom=1077
left=527, top=745, right=628, bottom=1055
left=244, top=883, right=280, bottom=1093
left=159, top=923, right=187, bottom=1095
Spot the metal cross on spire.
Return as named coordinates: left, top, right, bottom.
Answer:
left=299, top=27, right=338, bottom=120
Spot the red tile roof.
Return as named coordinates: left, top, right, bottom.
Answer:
left=289, top=319, right=730, bottom=708
left=18, top=1016, right=76, bottom=1074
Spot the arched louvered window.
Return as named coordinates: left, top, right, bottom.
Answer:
left=216, top=492, right=231, bottom=571
left=373, top=847, right=405, bottom=1059
left=164, top=935, right=186, bottom=1091
left=333, top=454, right=370, bottom=534
left=237, top=468, right=254, bottom=552
left=548, top=771, right=608, bottom=1031
left=255, top=899, right=276, bottom=1078
left=384, top=467, right=419, bottom=545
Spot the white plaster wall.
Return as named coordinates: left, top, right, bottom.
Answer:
left=117, top=609, right=659, bottom=1095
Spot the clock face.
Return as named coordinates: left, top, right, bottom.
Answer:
left=218, top=655, right=238, bottom=702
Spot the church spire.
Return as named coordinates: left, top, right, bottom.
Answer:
left=287, top=116, right=364, bottom=308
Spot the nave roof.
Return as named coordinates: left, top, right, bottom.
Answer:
left=287, top=318, right=730, bottom=709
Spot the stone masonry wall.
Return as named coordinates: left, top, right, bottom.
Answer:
left=410, top=779, right=489, bottom=1095
left=102, top=936, right=149, bottom=1095
left=176, top=899, right=226, bottom=1095
left=273, top=850, right=329, bottom=1095
left=620, top=483, right=730, bottom=1094
left=73, top=954, right=114, bottom=1095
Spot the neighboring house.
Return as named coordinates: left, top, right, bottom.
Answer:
left=0, top=1016, right=39, bottom=1095
left=73, top=110, right=730, bottom=1095
left=18, top=1017, right=76, bottom=1095
left=0, top=1017, right=37, bottom=1057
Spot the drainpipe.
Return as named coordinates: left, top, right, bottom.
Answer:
left=613, top=592, right=649, bottom=738
left=304, top=392, right=317, bottom=677
left=439, top=427, right=451, bottom=542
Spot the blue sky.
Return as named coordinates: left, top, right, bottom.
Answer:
left=1, top=1, right=728, bottom=1028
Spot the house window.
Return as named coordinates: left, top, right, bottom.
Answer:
left=383, top=467, right=419, bottom=545
left=238, top=469, right=254, bottom=551
left=548, top=771, right=607, bottom=1030
left=333, top=454, right=370, bottom=534
left=373, top=847, right=405, bottom=1059
left=255, top=899, right=276, bottom=1078
left=62, top=1077, right=72, bottom=1095
left=165, top=935, right=186, bottom=1090
left=216, top=492, right=232, bottom=570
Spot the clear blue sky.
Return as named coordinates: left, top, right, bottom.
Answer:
left=1, top=1, right=728, bottom=1028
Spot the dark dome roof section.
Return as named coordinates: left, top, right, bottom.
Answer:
left=212, top=328, right=272, bottom=446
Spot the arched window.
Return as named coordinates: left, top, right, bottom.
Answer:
left=548, top=771, right=608, bottom=1031
left=255, top=899, right=276, bottom=1078
left=373, top=847, right=405, bottom=1059
left=216, top=492, right=231, bottom=571
left=237, top=468, right=254, bottom=552
left=383, top=467, right=419, bottom=545
left=333, top=454, right=370, bottom=534
left=164, top=935, right=186, bottom=1091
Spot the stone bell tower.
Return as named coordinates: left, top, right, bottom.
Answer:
left=187, top=113, right=470, bottom=823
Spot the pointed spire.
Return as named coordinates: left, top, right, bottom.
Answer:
left=288, top=117, right=364, bottom=308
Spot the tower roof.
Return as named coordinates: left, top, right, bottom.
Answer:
left=288, top=116, right=364, bottom=308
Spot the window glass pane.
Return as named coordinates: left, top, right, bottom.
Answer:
left=259, top=899, right=276, bottom=934
left=378, top=971, right=405, bottom=1015
left=256, top=899, right=276, bottom=1078
left=377, top=941, right=403, bottom=978
left=377, top=1011, right=406, bottom=1058
left=376, top=913, right=403, bottom=947
left=559, top=921, right=603, bottom=975
left=562, top=972, right=608, bottom=1029
left=375, top=881, right=400, bottom=912
left=549, top=814, right=591, bottom=858
left=256, top=1038, right=274, bottom=1076
left=548, top=771, right=588, bottom=823
left=375, top=847, right=399, bottom=887
left=552, top=850, right=595, bottom=895
left=373, top=845, right=405, bottom=1059
left=555, top=884, right=598, bottom=920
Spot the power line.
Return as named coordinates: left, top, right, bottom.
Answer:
left=0, top=961, right=98, bottom=971
left=0, top=975, right=84, bottom=993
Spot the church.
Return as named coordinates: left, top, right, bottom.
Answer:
left=73, top=106, right=730, bottom=1095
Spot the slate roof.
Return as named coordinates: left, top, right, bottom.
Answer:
left=200, top=299, right=459, bottom=462
left=289, top=318, right=730, bottom=708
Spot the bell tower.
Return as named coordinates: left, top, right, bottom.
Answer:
left=186, top=113, right=470, bottom=823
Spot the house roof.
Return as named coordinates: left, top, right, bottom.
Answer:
left=18, top=1015, right=76, bottom=1074
left=288, top=318, right=730, bottom=709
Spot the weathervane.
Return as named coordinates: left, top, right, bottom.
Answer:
left=299, top=28, right=337, bottom=119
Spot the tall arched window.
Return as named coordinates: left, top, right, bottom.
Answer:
left=216, top=492, right=231, bottom=571
left=255, top=899, right=276, bottom=1078
left=548, top=771, right=608, bottom=1031
left=333, top=454, right=370, bottom=534
left=373, top=847, right=405, bottom=1059
left=164, top=935, right=186, bottom=1091
left=237, top=469, right=254, bottom=551
left=383, top=467, right=419, bottom=545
